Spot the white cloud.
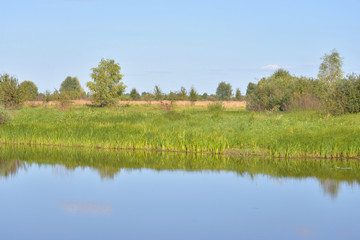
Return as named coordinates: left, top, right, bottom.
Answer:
left=262, top=64, right=284, bottom=70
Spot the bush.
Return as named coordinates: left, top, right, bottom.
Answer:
left=0, top=106, right=12, bottom=125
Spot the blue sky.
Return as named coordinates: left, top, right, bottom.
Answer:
left=1, top=0, right=360, bottom=95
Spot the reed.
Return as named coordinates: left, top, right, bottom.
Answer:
left=0, top=105, right=359, bottom=158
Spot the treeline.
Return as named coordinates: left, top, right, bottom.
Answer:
left=246, top=49, right=360, bottom=115
left=0, top=75, right=86, bottom=108
left=124, top=83, right=243, bottom=102
left=0, top=64, right=244, bottom=109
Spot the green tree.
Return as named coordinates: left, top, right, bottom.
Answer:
left=201, top=92, right=208, bottom=100
left=60, top=76, right=84, bottom=99
left=235, top=88, right=242, bottom=101
left=154, top=85, right=163, bottom=100
left=318, top=49, right=344, bottom=85
left=216, top=82, right=233, bottom=100
left=0, top=74, right=24, bottom=108
left=87, top=59, right=126, bottom=107
left=19, top=81, right=38, bottom=101
left=177, top=87, right=187, bottom=100
left=130, top=88, right=140, bottom=100
left=189, top=87, right=198, bottom=103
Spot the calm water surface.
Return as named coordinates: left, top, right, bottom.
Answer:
left=0, top=146, right=359, bottom=240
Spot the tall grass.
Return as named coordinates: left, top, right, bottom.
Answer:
left=0, top=105, right=360, bottom=158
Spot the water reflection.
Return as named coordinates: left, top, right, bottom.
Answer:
left=319, top=179, right=341, bottom=199
left=0, top=158, right=27, bottom=178
left=0, top=145, right=359, bottom=200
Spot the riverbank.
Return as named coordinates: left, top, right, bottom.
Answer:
left=1, top=104, right=360, bottom=158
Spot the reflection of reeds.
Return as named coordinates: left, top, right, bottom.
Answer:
left=0, top=106, right=359, bottom=157
left=0, top=146, right=359, bottom=185
left=0, top=158, right=26, bottom=177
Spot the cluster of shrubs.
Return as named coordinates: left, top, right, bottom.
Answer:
left=246, top=69, right=360, bottom=115
left=246, top=50, right=360, bottom=115
left=0, top=74, right=87, bottom=109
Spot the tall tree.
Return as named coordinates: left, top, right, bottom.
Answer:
left=60, top=76, right=83, bottom=99
left=154, top=85, right=163, bottom=100
left=318, top=49, right=344, bottom=85
left=130, top=88, right=140, bottom=100
left=177, top=87, right=187, bottom=100
left=216, top=82, right=233, bottom=100
left=19, top=81, right=38, bottom=101
left=235, top=88, right=242, bottom=101
left=189, top=87, right=198, bottom=102
left=0, top=74, right=24, bottom=108
left=87, top=59, right=126, bottom=106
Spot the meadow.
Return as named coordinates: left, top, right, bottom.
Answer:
left=0, top=103, right=360, bottom=158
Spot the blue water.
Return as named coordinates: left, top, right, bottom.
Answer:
left=1, top=163, right=359, bottom=240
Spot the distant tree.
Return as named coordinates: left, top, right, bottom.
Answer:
left=189, top=87, right=198, bottom=103
left=201, top=92, right=208, bottom=100
left=177, top=86, right=187, bottom=100
left=60, top=76, right=84, bottom=99
left=144, top=93, right=155, bottom=103
left=318, top=49, right=343, bottom=85
left=42, top=90, right=52, bottom=103
left=130, top=88, right=140, bottom=100
left=168, top=91, right=177, bottom=102
left=246, top=82, right=257, bottom=96
left=0, top=74, right=24, bottom=108
left=235, top=88, right=242, bottom=101
left=141, top=91, right=147, bottom=97
left=154, top=85, right=163, bottom=100
left=60, top=76, right=82, bottom=92
left=87, top=59, right=126, bottom=107
left=19, top=81, right=38, bottom=101
left=216, top=82, right=233, bottom=100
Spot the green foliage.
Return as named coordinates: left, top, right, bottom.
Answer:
left=216, top=82, right=232, bottom=100
left=87, top=59, right=126, bottom=107
left=153, top=85, right=163, bottom=100
left=318, top=49, right=344, bottom=85
left=201, top=93, right=208, bottom=100
left=177, top=87, right=187, bottom=100
left=60, top=76, right=84, bottom=99
left=189, top=87, right=198, bottom=102
left=246, top=70, right=322, bottom=111
left=19, top=81, right=38, bottom=101
left=52, top=89, right=72, bottom=110
left=0, top=74, right=24, bottom=108
left=144, top=93, right=155, bottom=103
left=235, top=88, right=242, bottom=101
left=326, top=74, right=360, bottom=115
left=130, top=88, right=140, bottom=100
left=0, top=106, right=12, bottom=125
left=42, top=90, right=52, bottom=104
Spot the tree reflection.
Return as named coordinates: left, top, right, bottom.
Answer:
left=0, top=158, right=26, bottom=178
left=319, top=179, right=341, bottom=199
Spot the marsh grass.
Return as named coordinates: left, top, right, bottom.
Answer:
left=0, top=105, right=359, bottom=158
left=0, top=106, right=12, bottom=125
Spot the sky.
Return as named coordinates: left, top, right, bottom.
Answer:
left=1, top=0, right=360, bottom=95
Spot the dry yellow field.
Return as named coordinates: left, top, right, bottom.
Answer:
left=26, top=100, right=246, bottom=108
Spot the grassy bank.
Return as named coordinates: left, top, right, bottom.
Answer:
left=0, top=104, right=360, bottom=158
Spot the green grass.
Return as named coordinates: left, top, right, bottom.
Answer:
left=0, top=104, right=360, bottom=158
